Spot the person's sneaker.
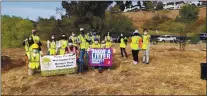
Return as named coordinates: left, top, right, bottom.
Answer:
left=134, top=61, right=138, bottom=65
left=142, top=61, right=145, bottom=64
left=146, top=62, right=149, bottom=64
left=133, top=61, right=136, bottom=64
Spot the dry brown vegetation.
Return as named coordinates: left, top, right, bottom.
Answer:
left=122, top=7, right=206, bottom=29
left=1, top=43, right=206, bottom=95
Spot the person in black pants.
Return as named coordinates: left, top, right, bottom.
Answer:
left=130, top=30, right=142, bottom=64
left=118, top=33, right=128, bottom=58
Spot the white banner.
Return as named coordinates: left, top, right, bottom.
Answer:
left=40, top=54, right=77, bottom=71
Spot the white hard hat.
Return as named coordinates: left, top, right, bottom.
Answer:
left=80, top=28, right=84, bottom=31
left=133, top=30, right=139, bottom=33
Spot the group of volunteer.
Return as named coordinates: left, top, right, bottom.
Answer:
left=23, top=28, right=151, bottom=76
left=46, top=28, right=113, bottom=73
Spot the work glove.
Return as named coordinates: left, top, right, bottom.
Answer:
left=25, top=39, right=28, bottom=41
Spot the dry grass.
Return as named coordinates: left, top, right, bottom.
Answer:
left=1, top=43, right=206, bottom=95
left=122, top=7, right=206, bottom=29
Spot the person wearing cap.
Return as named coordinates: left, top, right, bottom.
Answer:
left=142, top=29, right=151, bottom=64
left=28, top=43, right=41, bottom=75
left=23, top=36, right=34, bottom=71
left=118, top=33, right=128, bottom=58
left=58, top=34, right=68, bottom=55
left=47, top=34, right=58, bottom=55
left=77, top=28, right=88, bottom=73
left=65, top=39, right=80, bottom=73
left=105, top=32, right=112, bottom=48
left=130, top=30, right=142, bottom=65
left=70, top=32, right=78, bottom=47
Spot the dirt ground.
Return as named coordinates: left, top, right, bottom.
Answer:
left=1, top=43, right=206, bottom=95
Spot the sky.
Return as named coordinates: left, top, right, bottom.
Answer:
left=1, top=1, right=199, bottom=21
left=1, top=2, right=64, bottom=21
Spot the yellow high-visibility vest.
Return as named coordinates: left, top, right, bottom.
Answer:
left=120, top=38, right=126, bottom=48
left=71, top=36, right=77, bottom=46
left=130, top=36, right=141, bottom=50
left=59, top=40, right=68, bottom=55
left=142, top=35, right=150, bottom=50
left=29, top=48, right=40, bottom=69
left=91, top=43, right=101, bottom=48
left=49, top=41, right=56, bottom=55
left=78, top=35, right=87, bottom=49
left=31, top=35, right=40, bottom=43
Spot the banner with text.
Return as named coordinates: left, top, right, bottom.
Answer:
left=89, top=48, right=113, bottom=67
left=40, top=54, right=76, bottom=76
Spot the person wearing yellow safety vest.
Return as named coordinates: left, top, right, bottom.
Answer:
left=92, top=32, right=100, bottom=44
left=118, top=33, right=128, bottom=58
left=31, top=29, right=42, bottom=52
left=23, top=36, right=34, bottom=71
left=87, top=32, right=93, bottom=46
left=142, top=29, right=151, bottom=64
left=101, top=40, right=106, bottom=48
left=47, top=34, right=58, bottom=55
left=28, top=43, right=41, bottom=75
left=58, top=34, right=68, bottom=55
left=90, top=38, right=103, bottom=73
left=105, top=32, right=112, bottom=48
left=130, top=30, right=142, bottom=65
left=77, top=28, right=89, bottom=73
left=70, top=32, right=78, bottom=47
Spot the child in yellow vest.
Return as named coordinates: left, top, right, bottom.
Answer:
left=91, top=38, right=103, bottom=73
left=47, top=34, right=58, bottom=55
left=28, top=43, right=40, bottom=75
left=118, top=33, right=128, bottom=58
left=142, top=29, right=151, bottom=64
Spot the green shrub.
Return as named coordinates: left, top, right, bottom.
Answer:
left=2, top=15, right=34, bottom=48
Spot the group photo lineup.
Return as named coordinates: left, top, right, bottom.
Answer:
left=1, top=0, right=207, bottom=95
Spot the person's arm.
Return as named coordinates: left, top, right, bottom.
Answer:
left=65, top=47, right=68, bottom=54
left=75, top=47, right=79, bottom=57
left=23, top=41, right=26, bottom=46
left=47, top=40, right=50, bottom=48
left=139, top=38, right=142, bottom=49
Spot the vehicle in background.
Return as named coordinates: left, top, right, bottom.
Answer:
left=157, top=35, right=176, bottom=42
left=200, top=33, right=207, bottom=40
left=151, top=35, right=160, bottom=44
left=175, top=36, right=191, bottom=43
left=111, top=34, right=120, bottom=43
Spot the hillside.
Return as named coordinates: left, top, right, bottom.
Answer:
left=122, top=7, right=206, bottom=29
left=2, top=43, right=206, bottom=95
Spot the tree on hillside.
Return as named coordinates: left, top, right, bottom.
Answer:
left=110, top=5, right=121, bottom=12
left=61, top=1, right=113, bottom=30
left=144, top=1, right=154, bottom=11
left=156, top=1, right=164, bottom=10
left=36, top=16, right=57, bottom=40
left=116, top=1, right=125, bottom=11
left=137, top=1, right=141, bottom=8
left=125, top=1, right=132, bottom=9
left=179, top=4, right=199, bottom=22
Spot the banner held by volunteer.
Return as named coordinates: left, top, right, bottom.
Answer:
left=89, top=48, right=113, bottom=67
left=40, top=54, right=77, bottom=76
